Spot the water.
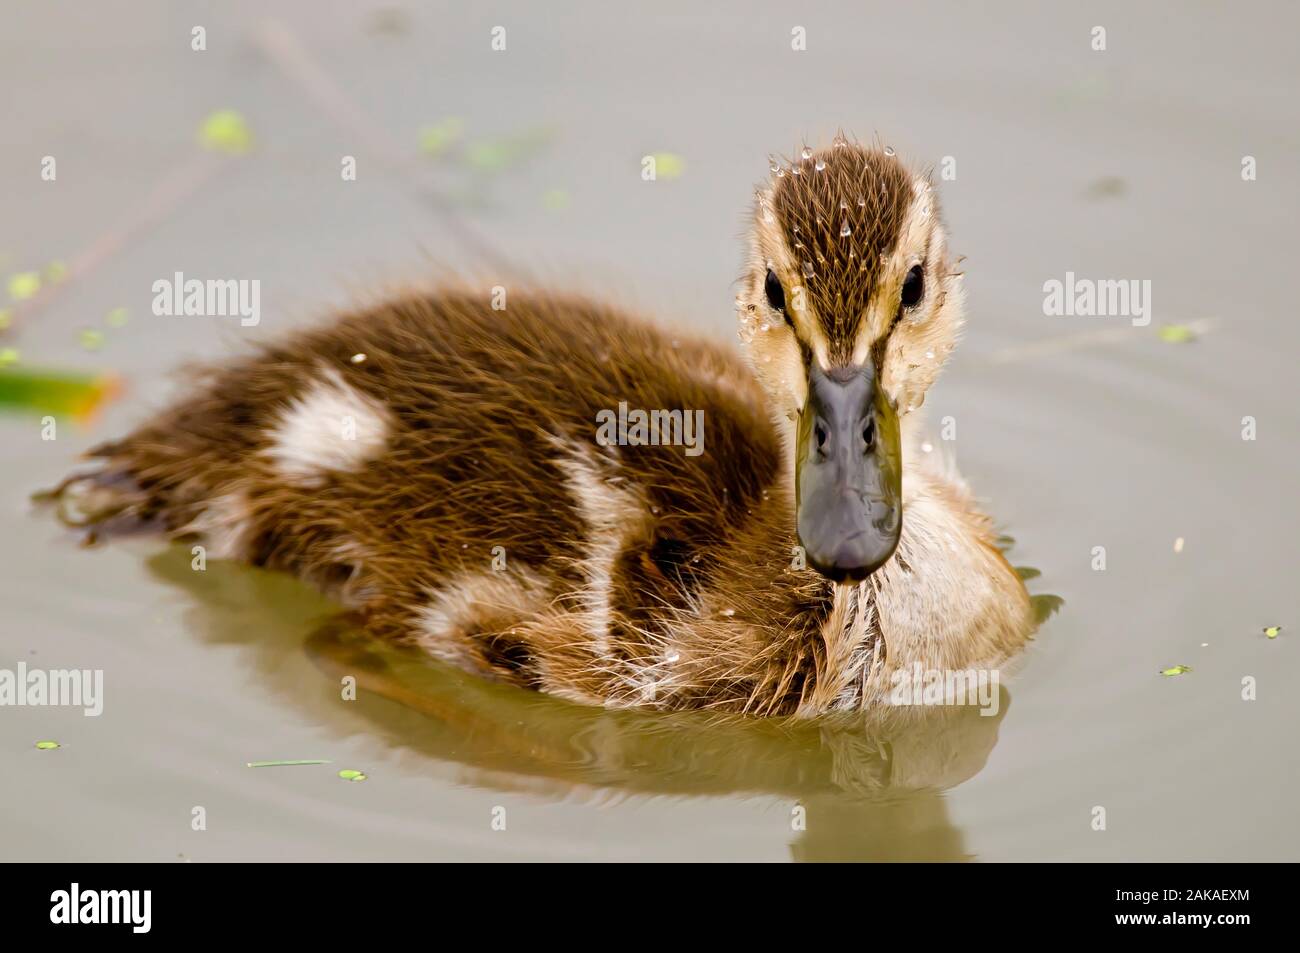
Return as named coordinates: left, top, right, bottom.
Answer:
left=2, top=0, right=1297, bottom=861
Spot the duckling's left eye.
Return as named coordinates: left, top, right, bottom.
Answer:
left=764, top=268, right=787, bottom=314
left=901, top=265, right=924, bottom=308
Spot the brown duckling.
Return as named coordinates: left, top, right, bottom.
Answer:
left=49, top=141, right=1032, bottom=716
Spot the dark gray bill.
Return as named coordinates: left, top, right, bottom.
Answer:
left=795, top=361, right=902, bottom=582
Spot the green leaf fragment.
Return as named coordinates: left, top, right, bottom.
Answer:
left=35, top=740, right=60, bottom=749
left=0, top=366, right=121, bottom=420
left=198, top=110, right=254, bottom=155
left=105, top=307, right=129, bottom=328
left=8, top=272, right=41, bottom=301
left=338, top=769, right=367, bottom=781
left=1157, top=324, right=1196, bottom=344
left=44, top=260, right=69, bottom=283
left=245, top=759, right=331, bottom=768
left=1263, top=626, right=1281, bottom=639
left=1014, top=566, right=1041, bottom=580
left=1160, top=665, right=1192, bottom=676
left=79, top=329, right=105, bottom=351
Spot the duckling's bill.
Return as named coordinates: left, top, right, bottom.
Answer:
left=795, top=360, right=902, bottom=582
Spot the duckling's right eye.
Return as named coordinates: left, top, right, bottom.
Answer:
left=764, top=268, right=787, bottom=314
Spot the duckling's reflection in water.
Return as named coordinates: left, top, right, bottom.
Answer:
left=147, top=545, right=1017, bottom=862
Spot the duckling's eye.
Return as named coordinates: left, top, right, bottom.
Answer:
left=901, top=264, right=924, bottom=308
left=764, top=268, right=787, bottom=314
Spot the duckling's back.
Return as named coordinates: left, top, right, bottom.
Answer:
left=57, top=290, right=822, bottom=710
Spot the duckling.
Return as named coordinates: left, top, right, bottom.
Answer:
left=49, top=141, right=1032, bottom=716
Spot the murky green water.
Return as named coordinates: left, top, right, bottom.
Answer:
left=2, top=1, right=1297, bottom=861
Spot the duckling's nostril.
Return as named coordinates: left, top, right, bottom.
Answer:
left=862, top=418, right=875, bottom=450
left=814, top=421, right=829, bottom=450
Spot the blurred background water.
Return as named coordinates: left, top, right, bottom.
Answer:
left=1, top=0, right=1297, bottom=861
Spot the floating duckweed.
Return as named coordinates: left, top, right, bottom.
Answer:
left=1083, top=176, right=1127, bottom=200
left=541, top=188, right=570, bottom=211
left=8, top=272, right=41, bottom=301
left=105, top=307, right=129, bottom=328
left=1160, top=665, right=1192, bottom=677
left=649, top=152, right=685, bottom=179
left=198, top=109, right=254, bottom=155
left=464, top=127, right=552, bottom=172
left=44, top=261, right=69, bottom=283
left=79, top=329, right=105, bottom=351
left=418, top=117, right=464, bottom=156
left=245, top=759, right=331, bottom=768
left=1263, top=626, right=1282, bottom=639
left=1014, top=566, right=1042, bottom=580
left=338, top=769, right=367, bottom=781
left=0, top=347, right=18, bottom=366
left=1157, top=324, right=1196, bottom=343
left=35, top=740, right=60, bottom=750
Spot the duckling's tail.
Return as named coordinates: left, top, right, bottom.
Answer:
left=33, top=458, right=161, bottom=545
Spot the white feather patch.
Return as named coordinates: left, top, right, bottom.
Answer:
left=263, top=367, right=393, bottom=486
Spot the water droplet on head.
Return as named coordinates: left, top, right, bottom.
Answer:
left=800, top=147, right=812, bottom=160
left=840, top=221, right=852, bottom=237
left=814, top=158, right=826, bottom=172
left=925, top=349, right=934, bottom=359
left=791, top=166, right=801, bottom=175
left=769, top=156, right=780, bottom=173
left=857, top=196, right=865, bottom=207
left=802, top=261, right=815, bottom=278
left=776, top=168, right=785, bottom=177
left=884, top=146, right=896, bottom=157
left=839, top=199, right=848, bottom=210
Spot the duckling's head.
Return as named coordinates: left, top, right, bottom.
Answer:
left=738, top=140, right=964, bottom=582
